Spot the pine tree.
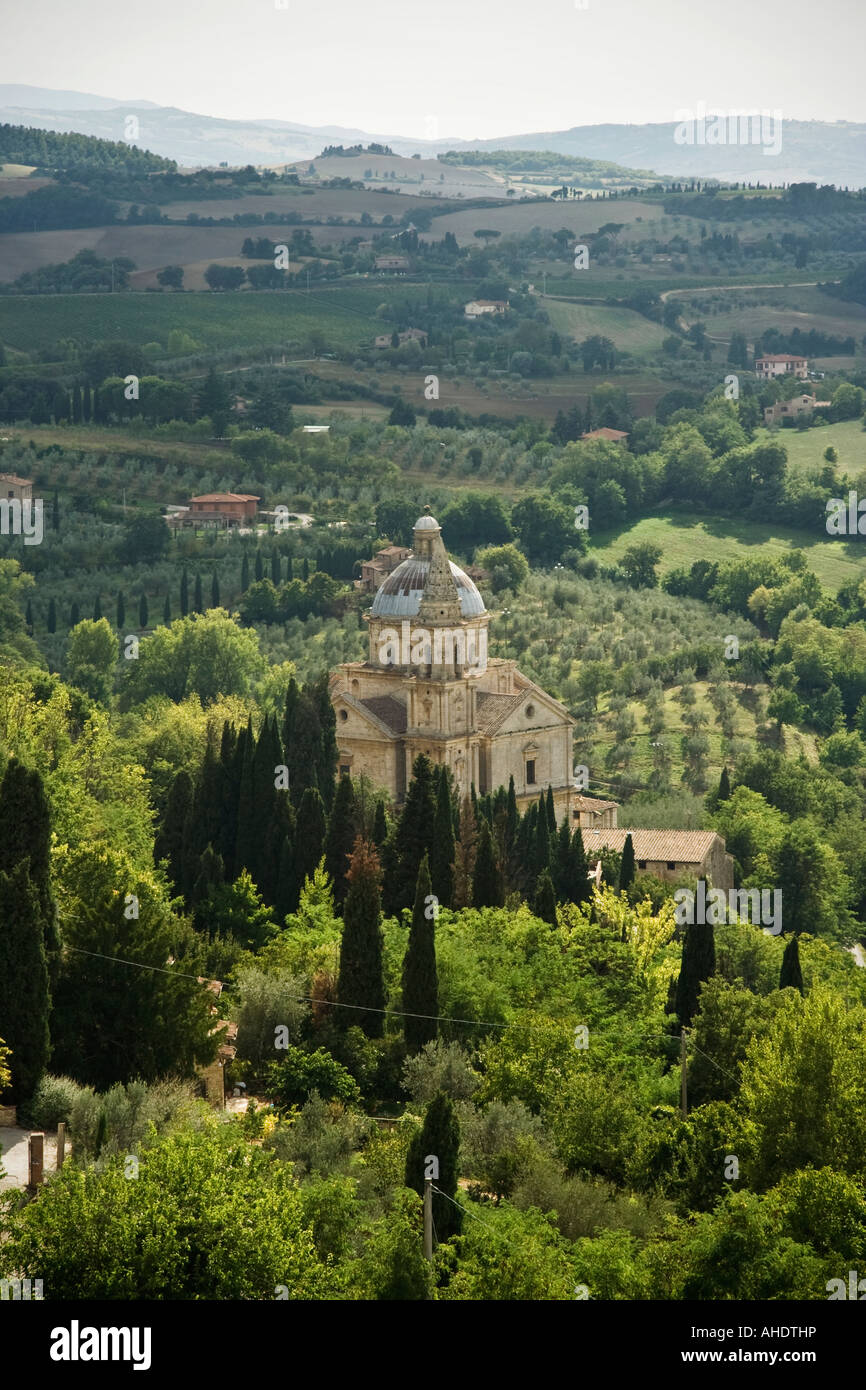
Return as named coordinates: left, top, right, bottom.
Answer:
left=193, top=573, right=203, bottom=613
left=139, top=592, right=149, bottom=628
left=154, top=770, right=194, bottom=892
left=779, top=935, right=804, bottom=994
left=324, top=773, right=357, bottom=908
left=619, top=833, right=636, bottom=891
left=211, top=572, right=220, bottom=608
left=0, top=862, right=50, bottom=1104
left=372, top=798, right=388, bottom=849
left=472, top=818, right=504, bottom=907
left=255, top=550, right=264, bottom=583
left=180, top=568, right=189, bottom=617
left=116, top=590, right=125, bottom=630
left=534, top=868, right=558, bottom=926
left=674, top=891, right=716, bottom=1027
left=241, top=552, right=250, bottom=592
left=405, top=1092, right=462, bottom=1240
left=163, top=593, right=171, bottom=624
left=430, top=767, right=455, bottom=909
left=92, top=594, right=102, bottom=621
left=271, top=551, right=281, bottom=585
left=47, top=597, right=56, bottom=633
left=338, top=838, right=385, bottom=1037
left=403, top=853, right=438, bottom=1051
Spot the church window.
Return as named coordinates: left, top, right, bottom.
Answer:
left=339, top=709, right=348, bottom=721
left=525, top=704, right=535, bottom=719
left=526, top=759, right=536, bottom=785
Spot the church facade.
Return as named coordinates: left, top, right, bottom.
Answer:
left=329, top=511, right=577, bottom=820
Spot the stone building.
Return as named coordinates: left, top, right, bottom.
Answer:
left=330, top=510, right=576, bottom=819
left=585, top=828, right=734, bottom=890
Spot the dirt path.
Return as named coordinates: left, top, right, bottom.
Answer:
left=0, top=1127, right=57, bottom=1190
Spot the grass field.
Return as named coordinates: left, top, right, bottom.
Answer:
left=418, top=198, right=660, bottom=245
left=544, top=299, right=667, bottom=355
left=589, top=512, right=866, bottom=592
left=683, top=285, right=866, bottom=344
left=755, top=419, right=866, bottom=475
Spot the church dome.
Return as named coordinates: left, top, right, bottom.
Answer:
left=371, top=556, right=486, bottom=618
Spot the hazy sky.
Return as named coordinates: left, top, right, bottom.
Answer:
left=3, top=0, right=866, bottom=138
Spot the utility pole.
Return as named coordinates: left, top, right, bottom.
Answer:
left=680, top=1027, right=688, bottom=1118
left=423, top=1179, right=433, bottom=1264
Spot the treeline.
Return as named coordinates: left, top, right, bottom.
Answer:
left=756, top=326, right=856, bottom=357
left=0, top=183, right=118, bottom=232
left=1, top=249, right=135, bottom=296
left=0, top=122, right=175, bottom=174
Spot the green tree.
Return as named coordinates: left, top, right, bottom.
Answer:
left=337, top=838, right=385, bottom=1038
left=533, top=868, right=558, bottom=926
left=472, top=819, right=504, bottom=908
left=180, top=568, right=189, bottom=617
left=619, top=542, right=662, bottom=589
left=324, top=774, right=357, bottom=908
left=430, top=767, right=455, bottom=909
left=779, top=934, right=804, bottom=995
left=116, top=590, right=125, bottom=630
left=674, top=893, right=716, bottom=1027
left=403, top=853, right=438, bottom=1052
left=139, top=591, right=149, bottom=628
left=405, top=1091, right=462, bottom=1241
left=66, top=617, right=117, bottom=704
left=0, top=862, right=49, bottom=1104
left=619, top=832, right=635, bottom=891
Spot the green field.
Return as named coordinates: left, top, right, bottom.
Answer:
left=755, top=419, right=866, bottom=475
left=544, top=299, right=667, bottom=355
left=0, top=285, right=428, bottom=353
left=590, top=512, right=866, bottom=592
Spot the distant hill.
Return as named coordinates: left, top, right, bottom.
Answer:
left=0, top=89, right=863, bottom=187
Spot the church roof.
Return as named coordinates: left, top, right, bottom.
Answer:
left=475, top=689, right=526, bottom=734
left=370, top=541, right=486, bottom=619
left=360, top=695, right=408, bottom=734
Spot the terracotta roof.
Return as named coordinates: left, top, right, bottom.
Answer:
left=583, top=828, right=723, bottom=862
left=190, top=492, right=260, bottom=503
left=360, top=695, right=407, bottom=734
left=575, top=795, right=619, bottom=813
left=0, top=472, right=33, bottom=487
left=475, top=689, right=525, bottom=735
left=581, top=427, right=629, bottom=441
left=755, top=354, right=807, bottom=363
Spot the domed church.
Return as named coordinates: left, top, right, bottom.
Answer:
left=330, top=511, right=577, bottom=818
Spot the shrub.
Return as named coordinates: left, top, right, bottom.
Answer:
left=22, top=1074, right=85, bottom=1130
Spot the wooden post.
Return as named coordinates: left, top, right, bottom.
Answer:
left=56, top=1122, right=67, bottom=1170
left=28, top=1132, right=44, bottom=1191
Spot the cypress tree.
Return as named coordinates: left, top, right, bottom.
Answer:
left=402, top=852, right=438, bottom=1051
left=180, top=568, right=189, bottom=617
left=271, top=551, right=281, bottom=585
left=72, top=384, right=82, bottom=423
left=0, top=862, right=50, bottom=1104
left=47, top=597, right=56, bottom=633
left=163, top=593, right=171, bottom=624
left=430, top=766, right=455, bottom=909
left=82, top=382, right=92, bottom=423
left=310, top=672, right=338, bottom=811
left=545, top=785, right=556, bottom=833
left=302, top=556, right=310, bottom=581
left=504, top=774, right=519, bottom=872
left=531, top=793, right=551, bottom=889
left=25, top=600, right=33, bottom=632
left=193, top=573, right=203, bottom=613
left=291, top=786, right=327, bottom=908
left=338, top=838, right=385, bottom=1037
left=570, top=826, right=591, bottom=907
left=211, top=572, right=220, bottom=608
left=534, top=867, right=558, bottom=926
left=384, top=754, right=437, bottom=915
left=472, top=818, right=504, bottom=907
left=554, top=819, right=572, bottom=900
left=717, top=766, right=731, bottom=802
left=234, top=717, right=258, bottom=878
left=372, top=798, right=388, bottom=850
left=139, top=592, right=149, bottom=628
left=405, top=1092, right=462, bottom=1240
left=780, top=935, right=804, bottom=994
left=255, top=550, right=264, bottom=583
left=0, top=760, right=57, bottom=962
left=619, top=833, right=636, bottom=891
left=453, top=793, right=477, bottom=908
left=241, top=552, right=250, bottom=592
left=324, top=773, right=357, bottom=908
left=285, top=554, right=294, bottom=582
left=92, top=594, right=102, bottom=621
left=52, top=489, right=59, bottom=531
left=69, top=601, right=79, bottom=628
left=154, top=770, right=194, bottom=893
left=674, top=888, right=716, bottom=1027
left=116, top=589, right=125, bottom=630
left=191, top=844, right=225, bottom=927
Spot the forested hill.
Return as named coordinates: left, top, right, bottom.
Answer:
left=0, top=122, right=176, bottom=175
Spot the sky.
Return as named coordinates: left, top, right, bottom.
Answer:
left=2, top=0, right=866, bottom=138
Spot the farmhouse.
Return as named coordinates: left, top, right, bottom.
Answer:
left=573, top=794, right=619, bottom=830
left=585, top=828, right=734, bottom=890
left=374, top=328, right=428, bottom=348
left=187, top=492, right=260, bottom=526
left=581, top=427, right=630, bottom=443
left=464, top=299, right=509, bottom=318
left=0, top=473, right=33, bottom=501
left=331, top=510, right=576, bottom=817
left=755, top=353, right=809, bottom=380
left=354, top=543, right=412, bottom=593
left=763, top=394, right=832, bottom=425
left=375, top=255, right=410, bottom=272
